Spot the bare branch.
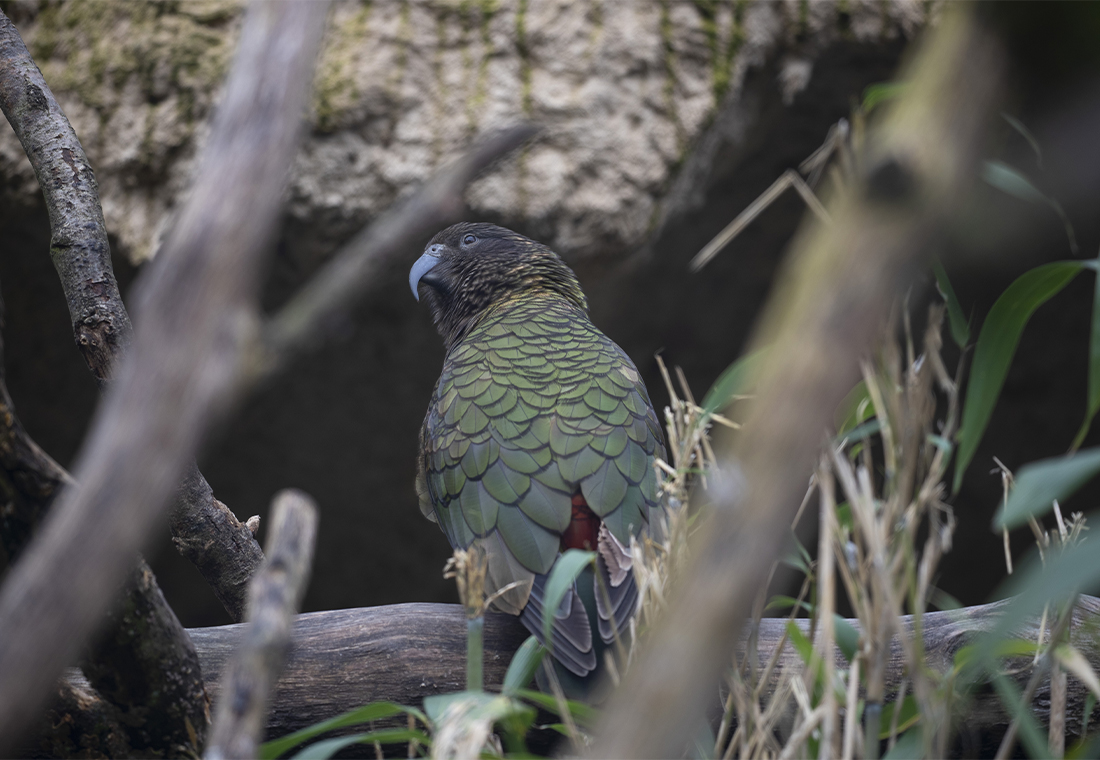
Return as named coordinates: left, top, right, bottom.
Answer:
left=590, top=10, right=1009, bottom=757
left=258, top=124, right=538, bottom=379
left=207, top=489, right=319, bottom=760
left=0, top=1, right=329, bottom=749
left=0, top=9, right=131, bottom=382
left=171, top=466, right=266, bottom=622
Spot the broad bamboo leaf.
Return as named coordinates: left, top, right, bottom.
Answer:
left=881, top=728, right=923, bottom=759
left=541, top=549, right=595, bottom=651
left=878, top=695, right=921, bottom=740
left=833, top=615, right=859, bottom=663
left=932, top=260, right=970, bottom=348
left=1072, top=270, right=1100, bottom=450
left=954, top=261, right=1090, bottom=492
left=993, top=446, right=1100, bottom=530
left=502, top=636, right=546, bottom=695
left=993, top=673, right=1047, bottom=759
left=702, top=348, right=767, bottom=415
left=1056, top=644, right=1100, bottom=701
left=835, top=380, right=873, bottom=437
left=290, top=729, right=432, bottom=760
left=516, top=688, right=600, bottom=728
left=260, top=702, right=427, bottom=759
left=982, top=161, right=1078, bottom=254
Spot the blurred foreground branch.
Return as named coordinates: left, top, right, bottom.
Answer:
left=591, top=9, right=1008, bottom=757
left=207, top=490, right=318, bottom=760
left=0, top=5, right=264, bottom=624
left=0, top=1, right=329, bottom=748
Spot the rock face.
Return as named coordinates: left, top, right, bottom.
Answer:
left=2, top=0, right=927, bottom=266
left=0, top=0, right=928, bottom=623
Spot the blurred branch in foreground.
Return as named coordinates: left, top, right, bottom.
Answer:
left=591, top=8, right=1008, bottom=757
left=0, top=0, right=330, bottom=748
left=207, top=490, right=318, bottom=760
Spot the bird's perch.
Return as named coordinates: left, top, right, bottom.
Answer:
left=32, top=595, right=1100, bottom=756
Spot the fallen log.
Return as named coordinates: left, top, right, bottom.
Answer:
left=35, top=595, right=1100, bottom=754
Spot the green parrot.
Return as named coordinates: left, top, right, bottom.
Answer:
left=410, top=222, right=665, bottom=682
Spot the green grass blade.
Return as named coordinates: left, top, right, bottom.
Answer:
left=861, top=82, right=907, bottom=113
left=289, top=729, right=433, bottom=760
left=993, top=446, right=1100, bottom=530
left=932, top=260, right=970, bottom=348
left=541, top=550, right=595, bottom=651
left=1072, top=268, right=1100, bottom=450
left=260, top=702, right=427, bottom=759
left=953, top=261, right=1087, bottom=492
left=701, top=348, right=767, bottom=415
left=515, top=688, right=600, bottom=728
left=502, top=636, right=546, bottom=695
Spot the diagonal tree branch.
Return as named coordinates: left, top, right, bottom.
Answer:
left=207, top=490, right=318, bottom=760
left=589, top=9, right=1009, bottom=757
left=0, top=1, right=330, bottom=749
left=0, top=6, right=265, bottom=625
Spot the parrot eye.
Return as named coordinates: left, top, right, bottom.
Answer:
left=462, top=234, right=477, bottom=246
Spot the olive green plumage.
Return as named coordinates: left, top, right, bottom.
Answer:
left=411, top=222, right=664, bottom=678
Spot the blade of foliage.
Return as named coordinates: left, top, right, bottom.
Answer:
left=833, top=614, right=859, bottom=663
left=1056, top=644, right=1100, bottom=701
left=932, top=260, right=970, bottom=348
left=881, top=728, right=923, bottom=759
left=785, top=620, right=814, bottom=666
left=260, top=702, right=428, bottom=759
left=989, top=539, right=1100, bottom=646
left=541, top=550, right=595, bottom=651
left=502, top=636, right=546, bottom=695
left=701, top=348, right=767, bottom=415
left=993, top=446, right=1100, bottom=530
left=515, top=688, right=599, bottom=729
left=1072, top=268, right=1100, bottom=450
left=835, top=380, right=873, bottom=437
left=862, top=82, right=908, bottom=113
left=879, top=696, right=921, bottom=740
left=1002, top=113, right=1043, bottom=167
left=992, top=673, right=1047, bottom=759
left=982, top=161, right=1078, bottom=254
left=290, top=729, right=432, bottom=760
left=954, top=261, right=1090, bottom=492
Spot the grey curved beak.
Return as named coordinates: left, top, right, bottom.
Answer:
left=409, top=252, right=441, bottom=302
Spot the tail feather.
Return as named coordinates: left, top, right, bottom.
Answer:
left=520, top=572, right=596, bottom=677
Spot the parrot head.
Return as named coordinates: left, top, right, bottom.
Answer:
left=410, top=223, right=588, bottom=349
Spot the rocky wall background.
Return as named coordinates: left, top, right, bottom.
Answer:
left=4, top=0, right=1094, bottom=628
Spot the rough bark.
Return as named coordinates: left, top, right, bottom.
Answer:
left=0, top=8, right=131, bottom=383
left=0, top=3, right=265, bottom=625
left=0, top=1, right=329, bottom=750
left=207, top=490, right=318, bottom=760
left=0, top=285, right=207, bottom=756
left=170, top=466, right=265, bottom=623
left=590, top=9, right=1008, bottom=758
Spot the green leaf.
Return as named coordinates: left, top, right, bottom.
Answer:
left=502, top=636, right=546, bottom=695
left=289, top=729, right=432, bottom=760
left=982, top=161, right=1078, bottom=254
left=988, top=538, right=1100, bottom=647
left=992, top=673, right=1047, bottom=759
left=993, top=446, right=1100, bottom=530
left=932, top=260, right=970, bottom=348
left=1072, top=269, right=1100, bottom=450
left=1002, top=113, right=1043, bottom=168
left=764, top=595, right=812, bottom=614
left=701, top=348, right=767, bottom=415
left=879, top=695, right=921, bottom=740
left=882, top=728, right=923, bottom=759
left=259, top=702, right=427, bottom=759
left=954, top=261, right=1091, bottom=492
left=861, top=82, right=907, bottom=113
left=515, top=688, right=600, bottom=728
left=785, top=620, right=814, bottom=666
left=423, top=691, right=534, bottom=731
left=541, top=549, right=595, bottom=652
left=835, top=380, right=873, bottom=437
left=833, top=615, right=859, bottom=663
